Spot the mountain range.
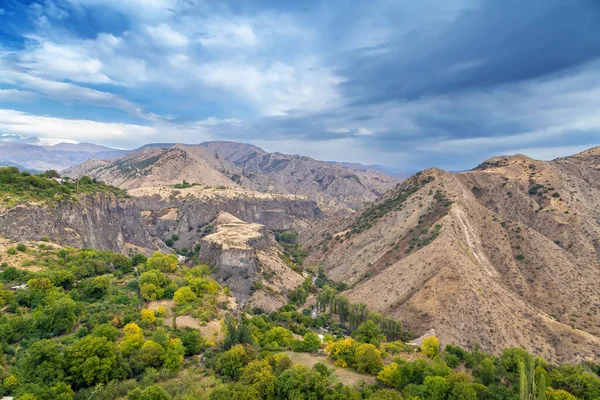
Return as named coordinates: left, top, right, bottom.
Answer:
left=2, top=141, right=600, bottom=362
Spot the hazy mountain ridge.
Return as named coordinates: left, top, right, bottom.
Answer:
left=303, top=147, right=600, bottom=362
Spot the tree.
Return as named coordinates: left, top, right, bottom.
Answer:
left=478, top=357, right=496, bottom=385
left=276, top=365, right=329, bottom=400
left=216, top=345, right=254, bottom=381
left=140, top=309, right=156, bottom=326
left=17, top=339, right=65, bottom=385
left=424, top=376, right=451, bottom=400
left=351, top=320, right=385, bottom=346
left=34, top=295, right=78, bottom=335
left=371, top=389, right=404, bottom=400
left=173, top=286, right=197, bottom=305
left=378, top=362, right=399, bottom=387
left=119, top=323, right=145, bottom=355
left=128, top=385, right=171, bottom=400
left=180, top=329, right=204, bottom=355
left=292, top=332, right=321, bottom=352
left=239, top=359, right=277, bottom=400
left=262, top=327, right=293, bottom=349
left=449, top=382, right=478, bottom=400
left=355, top=343, right=383, bottom=374
left=66, top=336, right=118, bottom=388
left=546, top=389, right=578, bottom=400
left=92, top=324, right=119, bottom=341
left=325, top=338, right=358, bottom=368
left=138, top=340, right=165, bottom=368
left=163, top=338, right=185, bottom=371
left=145, top=252, right=178, bottom=272
left=422, top=336, right=440, bottom=358
left=209, top=383, right=260, bottom=400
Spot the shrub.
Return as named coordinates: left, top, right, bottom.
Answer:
left=6, top=247, right=17, bottom=255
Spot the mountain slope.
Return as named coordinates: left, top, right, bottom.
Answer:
left=65, top=142, right=400, bottom=214
left=0, top=140, right=127, bottom=171
left=304, top=147, right=600, bottom=362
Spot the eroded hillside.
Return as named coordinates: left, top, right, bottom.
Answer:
left=64, top=142, right=399, bottom=214
left=304, top=147, right=600, bottom=362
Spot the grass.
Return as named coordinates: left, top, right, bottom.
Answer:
left=0, top=167, right=127, bottom=208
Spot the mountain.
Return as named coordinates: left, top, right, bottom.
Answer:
left=0, top=140, right=127, bottom=171
left=64, top=142, right=401, bottom=214
left=303, top=147, right=600, bottom=362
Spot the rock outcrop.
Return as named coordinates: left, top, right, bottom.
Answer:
left=0, top=194, right=161, bottom=254
left=198, top=212, right=305, bottom=311
left=128, top=185, right=322, bottom=250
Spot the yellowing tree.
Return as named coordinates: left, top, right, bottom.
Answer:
left=377, top=362, right=399, bottom=387
left=324, top=338, right=358, bottom=368
left=119, top=323, right=144, bottom=355
left=355, top=343, right=384, bottom=374
left=173, top=286, right=198, bottom=305
left=140, top=309, right=156, bottom=325
left=146, top=251, right=178, bottom=272
left=422, top=336, right=440, bottom=358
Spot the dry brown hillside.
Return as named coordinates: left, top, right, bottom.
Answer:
left=64, top=142, right=399, bottom=214
left=303, top=147, right=600, bottom=363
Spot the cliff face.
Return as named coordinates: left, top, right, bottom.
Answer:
left=127, top=186, right=322, bottom=250
left=0, top=194, right=161, bottom=254
left=198, top=212, right=305, bottom=311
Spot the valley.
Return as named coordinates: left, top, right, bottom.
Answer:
left=1, top=144, right=600, bottom=399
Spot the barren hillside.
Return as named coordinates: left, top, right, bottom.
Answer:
left=304, top=147, right=600, bottom=362
left=64, top=142, right=400, bottom=214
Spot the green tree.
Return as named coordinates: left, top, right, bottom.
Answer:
left=17, top=339, right=65, bottom=385
left=424, top=376, right=450, bottom=400
left=145, top=252, right=178, bottom=272
left=34, top=295, right=78, bottom=335
left=138, top=340, right=165, bottom=368
left=449, top=382, right=478, bottom=400
left=262, top=327, right=293, bottom=349
left=478, top=357, right=496, bottom=385
left=239, top=359, right=277, bottom=400
left=128, top=385, right=171, bottom=400
left=355, top=343, right=383, bottom=374
left=351, top=320, right=385, bottom=346
left=66, top=336, right=118, bottom=388
left=216, top=344, right=254, bottom=381
left=209, top=383, right=260, bottom=400
left=276, top=365, right=329, bottom=400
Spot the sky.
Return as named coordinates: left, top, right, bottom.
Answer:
left=0, top=0, right=599, bottom=171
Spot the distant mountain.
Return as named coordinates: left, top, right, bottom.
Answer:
left=304, top=146, right=600, bottom=362
left=0, top=140, right=128, bottom=171
left=327, top=160, right=412, bottom=178
left=64, top=141, right=401, bottom=214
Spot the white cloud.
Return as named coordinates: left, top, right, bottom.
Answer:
left=0, top=109, right=214, bottom=147
left=145, top=24, right=188, bottom=48
left=0, top=89, right=38, bottom=102
left=197, top=60, right=344, bottom=116
left=198, top=20, right=257, bottom=48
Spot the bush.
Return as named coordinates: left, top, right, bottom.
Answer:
left=6, top=247, right=17, bottom=255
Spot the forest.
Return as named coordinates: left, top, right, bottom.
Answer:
left=0, top=241, right=598, bottom=400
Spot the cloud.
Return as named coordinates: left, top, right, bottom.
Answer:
left=1, top=0, right=600, bottom=171
left=0, top=89, right=38, bottom=102
left=145, top=24, right=188, bottom=48
left=0, top=109, right=212, bottom=147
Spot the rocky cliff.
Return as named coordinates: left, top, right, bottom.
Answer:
left=0, top=193, right=161, bottom=254
left=127, top=185, right=322, bottom=250
left=198, top=212, right=305, bottom=311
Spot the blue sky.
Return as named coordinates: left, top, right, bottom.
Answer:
left=0, top=0, right=599, bottom=171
